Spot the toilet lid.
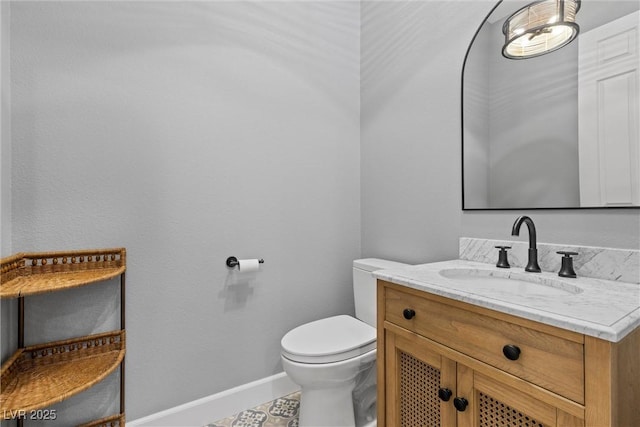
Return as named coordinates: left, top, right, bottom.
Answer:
left=281, top=315, right=376, bottom=364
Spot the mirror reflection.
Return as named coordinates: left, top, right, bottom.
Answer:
left=462, top=0, right=639, bottom=209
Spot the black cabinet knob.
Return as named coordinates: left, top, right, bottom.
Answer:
left=503, top=344, right=521, bottom=361
left=438, top=388, right=452, bottom=402
left=403, top=308, right=416, bottom=320
left=453, top=397, right=469, bottom=412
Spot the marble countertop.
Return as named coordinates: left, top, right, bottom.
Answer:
left=374, top=259, right=640, bottom=343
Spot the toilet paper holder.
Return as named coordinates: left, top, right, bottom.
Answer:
left=226, top=256, right=264, bottom=268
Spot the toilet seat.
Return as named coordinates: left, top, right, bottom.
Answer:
left=281, top=315, right=376, bottom=364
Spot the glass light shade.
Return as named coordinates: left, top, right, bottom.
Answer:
left=502, top=0, right=581, bottom=59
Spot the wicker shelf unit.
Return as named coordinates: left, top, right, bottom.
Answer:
left=0, top=249, right=125, bottom=299
left=0, top=248, right=127, bottom=426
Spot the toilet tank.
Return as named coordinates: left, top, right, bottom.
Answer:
left=353, top=258, right=410, bottom=327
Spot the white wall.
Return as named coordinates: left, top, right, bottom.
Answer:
left=8, top=1, right=360, bottom=423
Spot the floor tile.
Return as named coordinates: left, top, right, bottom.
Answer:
left=206, top=391, right=300, bottom=427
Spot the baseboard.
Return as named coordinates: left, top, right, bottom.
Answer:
left=128, top=372, right=299, bottom=426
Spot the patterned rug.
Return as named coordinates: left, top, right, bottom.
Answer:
left=205, top=391, right=301, bottom=427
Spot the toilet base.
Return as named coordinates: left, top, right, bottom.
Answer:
left=299, top=381, right=357, bottom=427
left=281, top=349, right=376, bottom=427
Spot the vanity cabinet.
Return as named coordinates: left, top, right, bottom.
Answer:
left=377, top=280, right=640, bottom=427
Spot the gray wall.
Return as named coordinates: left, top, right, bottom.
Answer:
left=0, top=0, right=9, bottom=258
left=8, top=1, right=360, bottom=423
left=1, top=0, right=15, bottom=365
left=361, top=1, right=472, bottom=264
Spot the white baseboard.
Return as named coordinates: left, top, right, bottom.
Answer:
left=128, top=372, right=299, bottom=427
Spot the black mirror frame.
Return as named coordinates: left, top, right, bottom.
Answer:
left=460, top=0, right=639, bottom=211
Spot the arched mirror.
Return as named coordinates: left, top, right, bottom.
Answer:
left=462, top=0, right=640, bottom=210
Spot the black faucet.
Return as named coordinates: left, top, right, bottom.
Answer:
left=511, top=216, right=541, bottom=272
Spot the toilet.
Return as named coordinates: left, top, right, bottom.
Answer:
left=281, top=259, right=409, bottom=427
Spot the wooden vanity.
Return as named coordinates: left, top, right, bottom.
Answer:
left=377, top=279, right=640, bottom=427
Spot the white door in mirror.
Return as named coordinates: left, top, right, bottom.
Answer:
left=578, top=10, right=640, bottom=207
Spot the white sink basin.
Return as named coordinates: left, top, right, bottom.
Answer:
left=438, top=268, right=583, bottom=298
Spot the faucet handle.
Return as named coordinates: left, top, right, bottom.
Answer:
left=557, top=251, right=578, bottom=278
left=495, top=246, right=512, bottom=268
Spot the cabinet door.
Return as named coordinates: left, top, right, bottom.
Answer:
left=385, top=330, right=457, bottom=427
left=455, top=370, right=584, bottom=427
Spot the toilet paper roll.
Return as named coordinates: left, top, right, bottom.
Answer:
left=238, top=259, right=260, bottom=273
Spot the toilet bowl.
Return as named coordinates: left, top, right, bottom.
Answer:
left=281, top=315, right=377, bottom=427
left=280, top=259, right=409, bottom=427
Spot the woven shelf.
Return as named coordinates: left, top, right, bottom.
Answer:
left=0, top=248, right=126, bottom=299
left=1, top=330, right=126, bottom=418
left=78, top=413, right=125, bottom=427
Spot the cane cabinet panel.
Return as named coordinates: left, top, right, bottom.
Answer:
left=377, top=280, right=640, bottom=427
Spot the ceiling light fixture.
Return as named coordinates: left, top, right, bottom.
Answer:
left=502, top=0, right=581, bottom=59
